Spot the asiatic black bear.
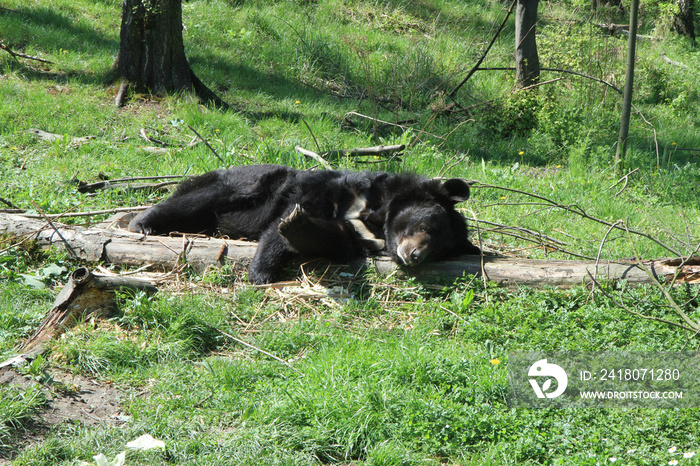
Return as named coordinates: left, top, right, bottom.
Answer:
left=128, top=164, right=480, bottom=284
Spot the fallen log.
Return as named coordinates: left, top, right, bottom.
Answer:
left=374, top=255, right=700, bottom=287
left=2, top=213, right=700, bottom=287
left=1, top=212, right=257, bottom=272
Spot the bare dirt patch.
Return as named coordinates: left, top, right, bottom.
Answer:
left=0, top=367, right=125, bottom=464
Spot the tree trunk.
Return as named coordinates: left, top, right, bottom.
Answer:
left=614, top=0, right=640, bottom=173
left=113, top=0, right=227, bottom=108
left=515, top=0, right=540, bottom=87
left=3, top=213, right=700, bottom=289
left=673, top=0, right=696, bottom=40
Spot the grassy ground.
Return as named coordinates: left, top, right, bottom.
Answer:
left=1, top=0, right=700, bottom=464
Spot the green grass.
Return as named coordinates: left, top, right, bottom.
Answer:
left=2, top=0, right=700, bottom=464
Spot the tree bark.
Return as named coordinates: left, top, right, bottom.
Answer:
left=515, top=0, right=540, bottom=87
left=118, top=0, right=190, bottom=94
left=673, top=0, right=696, bottom=40
left=113, top=0, right=228, bottom=108
left=4, top=213, right=700, bottom=288
left=0, top=213, right=256, bottom=272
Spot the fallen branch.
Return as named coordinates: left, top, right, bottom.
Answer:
left=324, top=144, right=405, bottom=159
left=606, top=168, right=640, bottom=197
left=626, top=225, right=700, bottom=332
left=660, top=52, right=688, bottom=68
left=294, top=146, right=332, bottom=169
left=75, top=180, right=179, bottom=194
left=0, top=197, right=19, bottom=209
left=477, top=67, right=623, bottom=94
left=294, top=144, right=405, bottom=167
left=30, top=201, right=79, bottom=259
left=27, top=128, right=94, bottom=145
left=212, top=326, right=304, bottom=376
left=71, top=175, right=184, bottom=194
left=2, top=213, right=699, bottom=288
left=0, top=40, right=53, bottom=64
left=587, top=270, right=698, bottom=333
left=188, top=125, right=225, bottom=165
left=343, top=111, right=409, bottom=131
left=19, top=206, right=148, bottom=220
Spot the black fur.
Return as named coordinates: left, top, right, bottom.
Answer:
left=128, top=164, right=480, bottom=284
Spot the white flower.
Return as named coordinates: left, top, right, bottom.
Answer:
left=669, top=446, right=678, bottom=454
left=683, top=452, right=696, bottom=459
left=668, top=460, right=678, bottom=466
left=627, top=449, right=636, bottom=454
left=609, top=458, right=617, bottom=463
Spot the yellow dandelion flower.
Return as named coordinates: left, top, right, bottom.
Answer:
left=490, top=358, right=501, bottom=365
left=518, top=151, right=524, bottom=155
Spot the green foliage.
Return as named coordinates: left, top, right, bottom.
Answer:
left=0, top=384, right=48, bottom=452
left=1, top=0, right=700, bottom=464
left=478, top=89, right=541, bottom=138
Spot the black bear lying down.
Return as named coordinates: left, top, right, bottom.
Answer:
left=128, top=164, right=480, bottom=284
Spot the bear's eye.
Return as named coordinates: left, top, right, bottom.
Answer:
left=418, top=224, right=427, bottom=232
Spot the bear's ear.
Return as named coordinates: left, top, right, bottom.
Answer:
left=442, top=178, right=471, bottom=203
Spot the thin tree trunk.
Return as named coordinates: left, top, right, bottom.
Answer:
left=515, top=0, right=540, bottom=87
left=614, top=0, right=640, bottom=173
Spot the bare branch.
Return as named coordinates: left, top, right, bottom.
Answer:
left=294, top=146, right=332, bottom=169
left=448, top=0, right=516, bottom=98
left=188, top=125, right=225, bottom=165
left=472, top=182, right=682, bottom=256
left=0, top=40, right=53, bottom=64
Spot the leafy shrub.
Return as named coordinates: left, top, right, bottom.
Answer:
left=478, top=89, right=541, bottom=138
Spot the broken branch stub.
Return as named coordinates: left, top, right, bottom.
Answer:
left=18, top=267, right=157, bottom=358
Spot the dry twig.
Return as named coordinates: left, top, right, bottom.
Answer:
left=188, top=125, right=225, bottom=165
left=0, top=41, right=53, bottom=64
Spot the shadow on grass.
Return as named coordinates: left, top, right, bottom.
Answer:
left=189, top=54, right=326, bottom=124
left=2, top=5, right=118, bottom=54
left=0, top=5, right=118, bottom=84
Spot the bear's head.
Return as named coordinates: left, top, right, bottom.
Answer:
left=385, top=178, right=473, bottom=267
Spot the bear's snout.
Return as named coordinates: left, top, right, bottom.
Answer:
left=396, top=233, right=431, bottom=266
